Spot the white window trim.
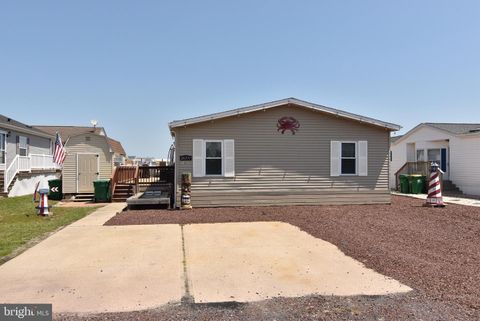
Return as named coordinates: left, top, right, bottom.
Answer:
left=0, top=130, right=6, bottom=167
left=19, top=135, right=28, bottom=157
left=340, top=141, right=358, bottom=176
left=204, top=140, right=224, bottom=177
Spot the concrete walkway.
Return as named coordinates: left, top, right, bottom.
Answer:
left=0, top=204, right=411, bottom=314
left=393, top=191, right=480, bottom=207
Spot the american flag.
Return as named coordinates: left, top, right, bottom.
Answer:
left=53, top=132, right=66, bottom=165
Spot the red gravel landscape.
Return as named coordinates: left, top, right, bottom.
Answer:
left=75, top=195, right=480, bottom=321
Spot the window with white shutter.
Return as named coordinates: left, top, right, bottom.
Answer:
left=331, top=140, right=368, bottom=177
left=192, top=139, right=235, bottom=177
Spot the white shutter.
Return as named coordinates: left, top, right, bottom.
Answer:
left=358, top=141, right=368, bottom=176
left=223, top=139, right=235, bottom=177
left=330, top=141, right=341, bottom=177
left=192, top=139, right=205, bottom=177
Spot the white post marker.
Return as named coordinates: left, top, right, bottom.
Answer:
left=36, top=178, right=51, bottom=216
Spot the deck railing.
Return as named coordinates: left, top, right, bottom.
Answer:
left=110, top=165, right=174, bottom=199
left=394, top=161, right=431, bottom=190
left=4, top=156, right=20, bottom=192
left=137, top=166, right=174, bottom=188
left=110, top=165, right=138, bottom=196
left=30, top=153, right=59, bottom=170
left=3, top=154, right=59, bottom=192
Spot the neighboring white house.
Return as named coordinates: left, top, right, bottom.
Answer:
left=390, top=123, right=480, bottom=196
left=0, top=114, right=60, bottom=196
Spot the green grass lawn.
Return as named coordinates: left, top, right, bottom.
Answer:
left=0, top=195, right=98, bottom=259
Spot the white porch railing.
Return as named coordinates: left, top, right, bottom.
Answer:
left=30, top=153, right=59, bottom=170
left=3, top=154, right=60, bottom=192
left=18, top=156, right=30, bottom=171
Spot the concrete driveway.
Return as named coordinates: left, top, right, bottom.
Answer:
left=0, top=205, right=411, bottom=313
left=184, top=222, right=410, bottom=303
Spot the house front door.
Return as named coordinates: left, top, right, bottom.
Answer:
left=427, top=148, right=449, bottom=180
left=77, top=154, right=99, bottom=193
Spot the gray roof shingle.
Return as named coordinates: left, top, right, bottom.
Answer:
left=390, top=135, right=404, bottom=143
left=33, top=126, right=105, bottom=143
left=425, top=123, right=480, bottom=135
left=0, top=114, right=54, bottom=137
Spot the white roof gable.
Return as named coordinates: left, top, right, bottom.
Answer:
left=169, top=98, right=401, bottom=131
left=392, top=122, right=480, bottom=146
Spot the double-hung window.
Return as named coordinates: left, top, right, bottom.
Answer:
left=18, top=136, right=28, bottom=156
left=205, top=141, right=223, bottom=176
left=330, top=140, right=368, bottom=177
left=416, top=150, right=425, bottom=162
left=341, top=142, right=357, bottom=175
left=192, top=139, right=235, bottom=177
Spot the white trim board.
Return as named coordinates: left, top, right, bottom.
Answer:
left=169, top=97, right=401, bottom=132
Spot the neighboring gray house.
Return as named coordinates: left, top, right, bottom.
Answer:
left=0, top=115, right=59, bottom=196
left=169, top=98, right=401, bottom=207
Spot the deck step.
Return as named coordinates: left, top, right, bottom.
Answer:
left=114, top=185, right=133, bottom=190
left=73, top=194, right=95, bottom=202
left=112, top=197, right=127, bottom=203
left=113, top=183, right=134, bottom=202
left=442, top=180, right=464, bottom=196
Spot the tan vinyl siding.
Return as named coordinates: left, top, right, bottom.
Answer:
left=173, top=104, right=391, bottom=207
left=62, top=133, right=113, bottom=193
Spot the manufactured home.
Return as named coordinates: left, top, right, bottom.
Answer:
left=0, top=115, right=59, bottom=197
left=34, top=126, right=126, bottom=196
left=390, top=123, right=480, bottom=196
left=108, top=137, right=127, bottom=166
left=169, top=98, right=401, bottom=207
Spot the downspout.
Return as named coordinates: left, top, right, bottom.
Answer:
left=171, top=129, right=178, bottom=209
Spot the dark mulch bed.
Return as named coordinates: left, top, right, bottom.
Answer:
left=82, top=195, right=480, bottom=320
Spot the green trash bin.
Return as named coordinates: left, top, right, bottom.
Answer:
left=421, top=175, right=428, bottom=193
left=409, top=174, right=425, bottom=194
left=93, top=179, right=111, bottom=202
left=48, top=179, right=63, bottom=200
left=399, top=174, right=410, bottom=193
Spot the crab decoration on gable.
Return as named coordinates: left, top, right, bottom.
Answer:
left=277, top=116, right=300, bottom=135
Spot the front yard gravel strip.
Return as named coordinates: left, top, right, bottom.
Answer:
left=62, top=195, right=479, bottom=321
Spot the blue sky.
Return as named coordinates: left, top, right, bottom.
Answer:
left=1, top=1, right=479, bottom=158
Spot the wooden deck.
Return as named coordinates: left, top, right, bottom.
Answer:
left=111, top=165, right=174, bottom=204
left=126, top=190, right=171, bottom=209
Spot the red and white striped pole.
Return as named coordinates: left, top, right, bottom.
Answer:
left=424, top=162, right=445, bottom=207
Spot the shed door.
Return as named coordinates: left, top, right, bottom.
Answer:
left=77, top=154, right=99, bottom=193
